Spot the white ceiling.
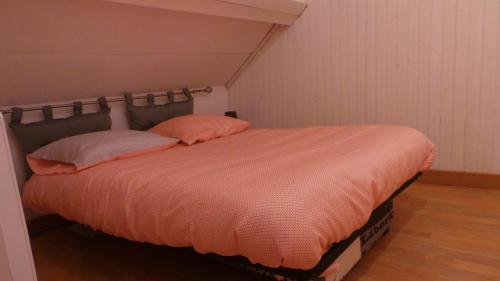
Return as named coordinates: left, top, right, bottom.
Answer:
left=0, top=0, right=273, bottom=106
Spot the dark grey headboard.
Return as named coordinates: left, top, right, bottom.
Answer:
left=9, top=98, right=112, bottom=177
left=124, top=88, right=194, bottom=131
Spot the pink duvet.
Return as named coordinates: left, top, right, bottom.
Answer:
left=23, top=126, right=434, bottom=270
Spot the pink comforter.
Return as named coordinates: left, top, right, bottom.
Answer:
left=23, top=126, right=434, bottom=270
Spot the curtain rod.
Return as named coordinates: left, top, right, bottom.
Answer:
left=0, top=86, right=213, bottom=115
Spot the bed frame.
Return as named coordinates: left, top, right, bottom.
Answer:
left=208, top=173, right=422, bottom=281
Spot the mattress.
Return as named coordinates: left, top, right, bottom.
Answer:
left=23, top=126, right=435, bottom=270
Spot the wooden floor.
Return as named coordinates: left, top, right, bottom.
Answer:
left=30, top=183, right=500, bottom=281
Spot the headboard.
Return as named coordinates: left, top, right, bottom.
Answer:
left=2, top=86, right=212, bottom=180
left=9, top=98, right=112, bottom=177
left=124, top=88, right=194, bottom=130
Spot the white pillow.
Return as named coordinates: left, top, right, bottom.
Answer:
left=28, top=130, right=179, bottom=173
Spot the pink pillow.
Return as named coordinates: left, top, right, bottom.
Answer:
left=149, top=115, right=251, bottom=145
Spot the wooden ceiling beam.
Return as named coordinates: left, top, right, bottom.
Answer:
left=101, top=0, right=308, bottom=25
left=218, top=0, right=307, bottom=15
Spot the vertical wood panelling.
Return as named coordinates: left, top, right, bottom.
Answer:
left=439, top=0, right=458, bottom=170
left=428, top=0, right=444, bottom=168
left=229, top=0, right=500, bottom=174
left=464, top=1, right=485, bottom=172
left=477, top=0, right=498, bottom=172
left=416, top=0, right=432, bottom=135
left=407, top=0, right=420, bottom=128
left=494, top=1, right=500, bottom=172
left=452, top=0, right=471, bottom=171
left=395, top=0, right=409, bottom=127
left=364, top=0, right=377, bottom=123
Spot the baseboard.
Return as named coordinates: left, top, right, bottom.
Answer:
left=419, top=170, right=500, bottom=190
left=27, top=214, right=69, bottom=237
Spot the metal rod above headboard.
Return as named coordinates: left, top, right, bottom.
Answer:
left=0, top=86, right=213, bottom=115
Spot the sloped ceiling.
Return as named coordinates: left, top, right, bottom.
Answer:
left=0, top=0, right=273, bottom=106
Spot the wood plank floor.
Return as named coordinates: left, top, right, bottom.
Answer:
left=30, top=183, right=500, bottom=281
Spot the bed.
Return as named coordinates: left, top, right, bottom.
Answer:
left=22, top=125, right=433, bottom=280
left=14, top=93, right=435, bottom=281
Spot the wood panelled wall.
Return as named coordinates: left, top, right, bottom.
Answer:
left=229, top=0, right=500, bottom=174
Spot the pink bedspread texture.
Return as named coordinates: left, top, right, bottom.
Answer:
left=23, top=126, right=435, bottom=270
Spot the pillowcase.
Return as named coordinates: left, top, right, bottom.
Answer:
left=149, top=114, right=251, bottom=145
left=28, top=130, right=179, bottom=175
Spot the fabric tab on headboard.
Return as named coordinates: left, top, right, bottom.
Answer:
left=73, top=102, right=83, bottom=115
left=10, top=107, right=23, bottom=124
left=147, top=94, right=155, bottom=106
left=42, top=106, right=53, bottom=120
left=98, top=97, right=109, bottom=110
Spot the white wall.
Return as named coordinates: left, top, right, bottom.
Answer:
left=229, top=0, right=500, bottom=174
left=0, top=115, right=37, bottom=281
left=193, top=86, right=229, bottom=116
